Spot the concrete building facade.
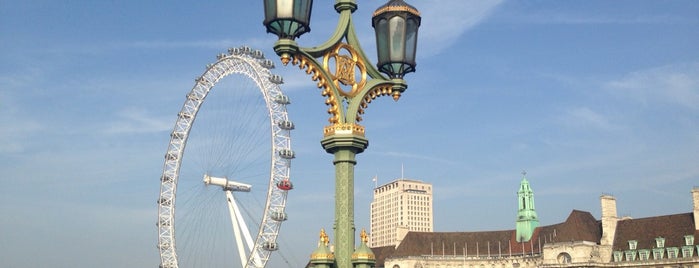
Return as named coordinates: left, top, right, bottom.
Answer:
left=370, top=179, right=433, bottom=248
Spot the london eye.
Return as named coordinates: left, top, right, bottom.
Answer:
left=157, top=46, right=295, bottom=268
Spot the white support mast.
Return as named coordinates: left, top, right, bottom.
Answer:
left=205, top=174, right=261, bottom=267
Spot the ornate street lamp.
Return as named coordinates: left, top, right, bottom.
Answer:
left=263, top=0, right=420, bottom=267
left=372, top=0, right=421, bottom=79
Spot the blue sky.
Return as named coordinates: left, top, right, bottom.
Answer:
left=1, top=1, right=698, bottom=267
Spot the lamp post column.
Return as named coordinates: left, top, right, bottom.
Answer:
left=321, top=134, right=368, bottom=268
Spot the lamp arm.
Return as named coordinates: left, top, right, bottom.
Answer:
left=301, top=9, right=352, bottom=57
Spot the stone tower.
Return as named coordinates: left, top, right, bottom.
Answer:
left=516, top=174, right=539, bottom=242
left=599, top=194, right=618, bottom=262
left=600, top=194, right=618, bottom=246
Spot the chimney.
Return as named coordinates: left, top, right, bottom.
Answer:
left=600, top=195, right=618, bottom=246
left=693, top=187, right=699, bottom=231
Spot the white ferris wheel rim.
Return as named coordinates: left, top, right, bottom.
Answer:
left=156, top=46, right=293, bottom=268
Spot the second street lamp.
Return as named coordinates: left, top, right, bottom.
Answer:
left=263, top=0, right=420, bottom=267
left=262, top=0, right=312, bottom=40
left=372, top=0, right=421, bottom=80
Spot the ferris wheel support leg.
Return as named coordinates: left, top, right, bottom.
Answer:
left=226, top=191, right=248, bottom=268
left=229, top=191, right=262, bottom=266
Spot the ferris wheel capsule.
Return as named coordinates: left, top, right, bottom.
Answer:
left=262, top=241, right=279, bottom=251
left=260, top=59, right=275, bottom=69
left=276, top=178, right=293, bottom=191
left=269, top=74, right=284, bottom=84
left=270, top=210, right=288, bottom=221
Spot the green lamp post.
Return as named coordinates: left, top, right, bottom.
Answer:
left=263, top=0, right=420, bottom=267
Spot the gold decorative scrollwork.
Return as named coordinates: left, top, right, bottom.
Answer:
left=287, top=54, right=342, bottom=125
left=355, top=85, right=396, bottom=122
left=323, top=43, right=367, bottom=98
left=283, top=46, right=398, bottom=129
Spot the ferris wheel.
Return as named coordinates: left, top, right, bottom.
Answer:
left=157, top=46, right=295, bottom=268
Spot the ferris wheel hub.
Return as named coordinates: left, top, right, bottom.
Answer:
left=203, top=174, right=252, bottom=192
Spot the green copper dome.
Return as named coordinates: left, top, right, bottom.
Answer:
left=352, top=229, right=376, bottom=266
left=310, top=229, right=335, bottom=264
left=351, top=243, right=375, bottom=261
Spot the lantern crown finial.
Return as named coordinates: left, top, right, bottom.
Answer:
left=373, top=0, right=420, bottom=17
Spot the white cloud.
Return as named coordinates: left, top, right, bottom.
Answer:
left=510, top=13, right=696, bottom=25
left=0, top=92, right=46, bottom=153
left=377, top=150, right=459, bottom=165
left=606, top=63, right=699, bottom=110
left=0, top=120, right=43, bottom=153
left=34, top=36, right=277, bottom=59
left=111, top=37, right=276, bottom=52
left=103, top=107, right=173, bottom=134
left=0, top=65, right=46, bottom=90
left=559, top=106, right=618, bottom=131
left=418, top=0, right=504, bottom=56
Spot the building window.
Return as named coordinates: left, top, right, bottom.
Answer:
left=625, top=250, right=636, bottom=261
left=557, top=252, right=572, bottom=264
left=629, top=240, right=638, bottom=250
left=656, top=237, right=666, bottom=248
left=685, top=235, right=695, bottom=246
left=613, top=251, right=623, bottom=262
left=667, top=247, right=679, bottom=259
left=653, top=248, right=664, bottom=260
left=639, top=249, right=650, bottom=261
left=682, top=246, right=694, bottom=258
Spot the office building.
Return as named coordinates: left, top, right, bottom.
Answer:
left=370, top=179, right=433, bottom=248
